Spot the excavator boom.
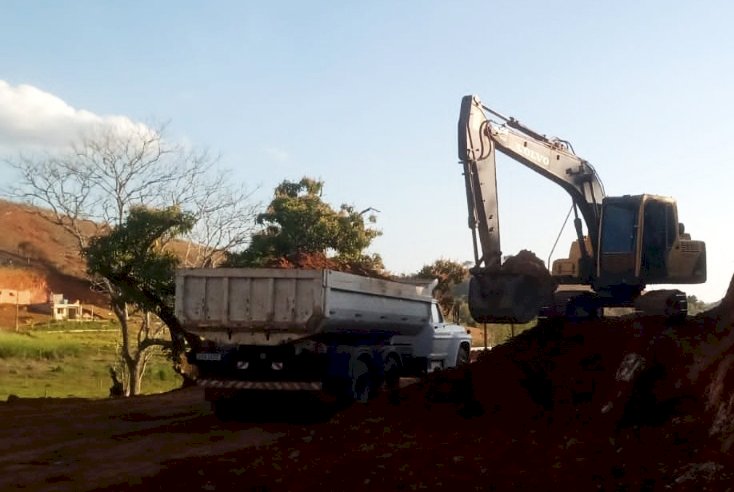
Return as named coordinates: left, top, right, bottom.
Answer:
left=459, top=95, right=604, bottom=322
left=459, top=95, right=606, bottom=263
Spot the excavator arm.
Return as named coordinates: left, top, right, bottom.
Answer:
left=458, top=95, right=606, bottom=322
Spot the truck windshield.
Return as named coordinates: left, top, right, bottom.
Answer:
left=601, top=203, right=638, bottom=254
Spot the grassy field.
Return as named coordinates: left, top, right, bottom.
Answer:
left=0, top=323, right=181, bottom=400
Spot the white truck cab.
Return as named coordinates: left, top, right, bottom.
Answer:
left=392, top=301, right=472, bottom=374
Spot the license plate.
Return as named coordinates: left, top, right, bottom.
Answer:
left=196, top=352, right=222, bottom=361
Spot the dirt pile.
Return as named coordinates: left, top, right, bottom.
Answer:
left=119, top=295, right=734, bottom=491
left=468, top=249, right=556, bottom=323
left=264, top=252, right=387, bottom=278
left=502, top=249, right=549, bottom=277
left=0, top=199, right=93, bottom=278
left=710, top=272, right=734, bottom=324
left=502, top=248, right=556, bottom=298
left=264, top=252, right=339, bottom=270
left=725, top=273, right=734, bottom=309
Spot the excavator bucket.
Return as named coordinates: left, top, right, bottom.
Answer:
left=468, top=271, right=551, bottom=324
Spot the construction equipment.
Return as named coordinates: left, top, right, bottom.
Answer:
left=458, top=95, right=706, bottom=323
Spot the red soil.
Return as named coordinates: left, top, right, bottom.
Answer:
left=101, top=273, right=734, bottom=491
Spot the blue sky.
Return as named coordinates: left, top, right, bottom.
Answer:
left=1, top=1, right=732, bottom=302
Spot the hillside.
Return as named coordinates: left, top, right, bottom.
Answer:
left=0, top=199, right=215, bottom=328
left=0, top=200, right=107, bottom=326
left=0, top=199, right=97, bottom=278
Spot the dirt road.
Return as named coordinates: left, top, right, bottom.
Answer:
left=0, top=388, right=312, bottom=491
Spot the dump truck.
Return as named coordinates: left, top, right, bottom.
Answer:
left=175, top=268, right=472, bottom=411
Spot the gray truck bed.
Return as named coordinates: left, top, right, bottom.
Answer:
left=175, top=268, right=436, bottom=345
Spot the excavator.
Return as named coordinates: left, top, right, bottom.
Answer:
left=458, top=95, right=706, bottom=323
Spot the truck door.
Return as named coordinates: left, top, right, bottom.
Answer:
left=430, top=303, right=452, bottom=358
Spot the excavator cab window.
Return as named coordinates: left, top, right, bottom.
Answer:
left=598, top=200, right=641, bottom=284
left=600, top=202, right=638, bottom=254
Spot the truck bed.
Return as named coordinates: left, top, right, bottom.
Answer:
left=175, top=268, right=436, bottom=345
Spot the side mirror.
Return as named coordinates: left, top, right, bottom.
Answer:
left=678, top=222, right=685, bottom=235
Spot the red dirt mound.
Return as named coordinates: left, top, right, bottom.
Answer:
left=701, top=272, right=734, bottom=327
left=502, top=248, right=557, bottom=299
left=120, top=308, right=734, bottom=491
left=718, top=272, right=734, bottom=320
left=501, top=249, right=548, bottom=277
left=264, top=252, right=387, bottom=279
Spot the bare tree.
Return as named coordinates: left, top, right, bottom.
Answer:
left=5, top=123, right=259, bottom=395
left=181, top=177, right=260, bottom=267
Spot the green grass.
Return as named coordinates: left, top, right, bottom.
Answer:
left=0, top=333, right=83, bottom=360
left=0, top=329, right=182, bottom=400
left=27, top=320, right=119, bottom=332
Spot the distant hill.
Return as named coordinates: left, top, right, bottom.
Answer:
left=0, top=199, right=93, bottom=276
left=0, top=199, right=105, bottom=307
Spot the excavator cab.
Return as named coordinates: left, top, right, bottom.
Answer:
left=596, top=195, right=706, bottom=290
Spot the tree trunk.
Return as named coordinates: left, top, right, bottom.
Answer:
left=128, top=360, right=141, bottom=397
left=111, top=299, right=141, bottom=397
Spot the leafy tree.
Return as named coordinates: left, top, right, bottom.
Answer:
left=415, top=259, right=469, bottom=315
left=6, top=124, right=258, bottom=394
left=84, top=206, right=196, bottom=395
left=227, top=177, right=383, bottom=273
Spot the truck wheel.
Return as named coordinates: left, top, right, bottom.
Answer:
left=383, top=354, right=401, bottom=390
left=456, top=345, right=470, bottom=367
left=212, top=398, right=236, bottom=421
left=351, top=356, right=373, bottom=403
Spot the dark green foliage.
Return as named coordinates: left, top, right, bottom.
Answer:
left=227, top=177, right=382, bottom=271
left=83, top=206, right=198, bottom=364
left=84, top=206, right=195, bottom=316
left=415, top=259, right=468, bottom=314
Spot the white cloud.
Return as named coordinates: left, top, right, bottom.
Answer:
left=0, top=80, right=148, bottom=154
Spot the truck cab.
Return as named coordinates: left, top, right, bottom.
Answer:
left=391, top=301, right=472, bottom=374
